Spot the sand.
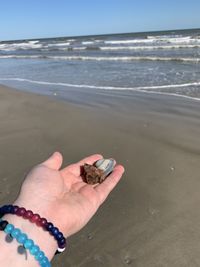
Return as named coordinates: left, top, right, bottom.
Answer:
left=0, top=84, right=200, bottom=267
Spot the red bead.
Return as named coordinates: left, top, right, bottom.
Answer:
left=16, top=207, right=26, bottom=216
left=30, top=214, right=40, bottom=223
left=23, top=210, right=33, bottom=219
left=36, top=217, right=47, bottom=227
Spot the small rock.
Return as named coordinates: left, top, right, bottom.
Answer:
left=87, top=233, right=93, bottom=240
left=124, top=257, right=132, bottom=265
left=170, top=166, right=175, bottom=171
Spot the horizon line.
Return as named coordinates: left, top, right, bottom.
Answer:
left=1, top=27, right=200, bottom=42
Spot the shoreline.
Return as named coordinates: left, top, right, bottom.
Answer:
left=1, top=78, right=200, bottom=104
left=1, top=84, right=200, bottom=266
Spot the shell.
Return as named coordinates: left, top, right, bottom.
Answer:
left=83, top=158, right=115, bottom=184
left=94, top=158, right=115, bottom=179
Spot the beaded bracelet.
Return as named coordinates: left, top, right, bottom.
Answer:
left=0, top=205, right=66, bottom=254
left=0, top=218, right=51, bottom=267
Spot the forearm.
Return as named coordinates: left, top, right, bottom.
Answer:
left=0, top=204, right=58, bottom=266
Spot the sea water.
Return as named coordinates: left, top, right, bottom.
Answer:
left=0, top=28, right=200, bottom=101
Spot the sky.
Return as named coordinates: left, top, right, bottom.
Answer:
left=0, top=0, right=200, bottom=41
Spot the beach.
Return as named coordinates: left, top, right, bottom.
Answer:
left=1, top=84, right=200, bottom=266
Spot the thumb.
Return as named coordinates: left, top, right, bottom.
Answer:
left=42, top=151, right=63, bottom=170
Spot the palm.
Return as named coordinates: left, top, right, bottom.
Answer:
left=16, top=153, right=124, bottom=237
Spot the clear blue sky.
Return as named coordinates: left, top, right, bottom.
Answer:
left=1, top=0, right=200, bottom=41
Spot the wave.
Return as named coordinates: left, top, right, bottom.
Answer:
left=28, top=40, right=39, bottom=44
left=0, top=41, right=43, bottom=51
left=104, top=39, right=155, bottom=44
left=0, top=77, right=200, bottom=101
left=0, top=54, right=200, bottom=63
left=82, top=41, right=95, bottom=45
left=47, top=42, right=70, bottom=47
left=147, top=34, right=181, bottom=39
left=104, top=36, right=200, bottom=45
left=1, top=36, right=200, bottom=52
left=61, top=44, right=200, bottom=51
left=100, top=44, right=200, bottom=50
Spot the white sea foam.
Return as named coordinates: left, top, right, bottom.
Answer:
left=147, top=35, right=180, bottom=39
left=104, top=36, right=200, bottom=45
left=104, top=39, right=155, bottom=44
left=0, top=42, right=42, bottom=51
left=100, top=44, right=200, bottom=50
left=82, top=41, right=94, bottom=45
left=0, top=55, right=45, bottom=59
left=0, top=77, right=199, bottom=90
left=73, top=47, right=87, bottom=50
left=28, top=40, right=39, bottom=44
left=0, top=77, right=200, bottom=101
left=0, top=54, right=199, bottom=63
left=48, top=42, right=70, bottom=47
left=147, top=35, right=191, bottom=41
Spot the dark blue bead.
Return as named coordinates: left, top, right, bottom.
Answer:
left=0, top=208, right=3, bottom=218
left=2, top=205, right=9, bottom=213
left=46, top=222, right=53, bottom=231
left=51, top=227, right=59, bottom=236
left=56, top=232, right=63, bottom=240
left=58, top=238, right=66, bottom=246
left=10, top=205, right=15, bottom=214
left=0, top=220, right=8, bottom=230
left=7, top=205, right=13, bottom=213
left=59, top=243, right=66, bottom=249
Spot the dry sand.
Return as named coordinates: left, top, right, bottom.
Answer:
left=0, top=85, right=200, bottom=267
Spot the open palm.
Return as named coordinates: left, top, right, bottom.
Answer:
left=15, top=152, right=124, bottom=238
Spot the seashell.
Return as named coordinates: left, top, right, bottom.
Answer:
left=83, top=158, right=115, bottom=185
left=94, top=158, right=115, bottom=178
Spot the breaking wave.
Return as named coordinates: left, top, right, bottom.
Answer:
left=0, top=54, right=200, bottom=63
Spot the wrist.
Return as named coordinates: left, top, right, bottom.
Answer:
left=2, top=213, right=57, bottom=261
left=1, top=199, right=59, bottom=262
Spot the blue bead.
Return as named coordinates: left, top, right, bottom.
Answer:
left=40, top=256, right=49, bottom=264
left=17, top=233, right=28, bottom=244
left=1, top=205, right=8, bottom=213
left=4, top=224, right=14, bottom=234
left=7, top=205, right=13, bottom=213
left=46, top=222, right=53, bottom=231
left=35, top=251, right=45, bottom=261
left=56, top=232, right=63, bottom=240
left=10, top=205, right=15, bottom=214
left=40, top=262, right=50, bottom=267
left=24, top=239, right=34, bottom=249
left=30, top=245, right=40, bottom=255
left=58, top=238, right=66, bottom=245
left=11, top=228, right=21, bottom=238
left=51, top=227, right=59, bottom=235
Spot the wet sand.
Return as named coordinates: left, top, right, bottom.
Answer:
left=0, top=85, right=200, bottom=267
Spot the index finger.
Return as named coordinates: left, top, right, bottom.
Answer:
left=94, top=164, right=125, bottom=204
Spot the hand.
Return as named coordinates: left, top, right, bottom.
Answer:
left=15, top=152, right=124, bottom=237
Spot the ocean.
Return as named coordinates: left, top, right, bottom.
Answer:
left=0, top=28, right=200, bottom=101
